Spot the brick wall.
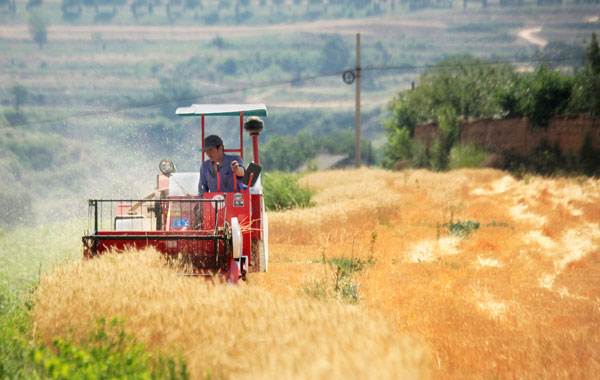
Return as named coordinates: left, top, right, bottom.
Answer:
left=413, top=116, right=600, bottom=156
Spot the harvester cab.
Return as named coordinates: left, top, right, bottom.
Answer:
left=82, top=104, right=269, bottom=284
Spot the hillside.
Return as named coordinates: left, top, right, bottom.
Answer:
left=2, top=1, right=599, bottom=227
left=31, top=168, right=600, bottom=379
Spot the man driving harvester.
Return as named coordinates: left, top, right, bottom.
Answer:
left=198, top=135, right=245, bottom=196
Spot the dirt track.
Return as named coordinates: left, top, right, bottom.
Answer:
left=517, top=26, right=547, bottom=48
left=0, top=18, right=444, bottom=41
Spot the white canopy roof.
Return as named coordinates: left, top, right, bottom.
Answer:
left=176, top=104, right=268, bottom=117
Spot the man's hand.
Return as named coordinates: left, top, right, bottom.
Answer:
left=231, top=160, right=244, bottom=177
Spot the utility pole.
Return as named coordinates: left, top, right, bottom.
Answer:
left=355, top=32, right=361, bottom=168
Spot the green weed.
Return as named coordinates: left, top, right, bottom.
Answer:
left=305, top=246, right=375, bottom=304
left=32, top=318, right=189, bottom=380
left=446, top=220, right=480, bottom=238
left=449, top=144, right=488, bottom=170
left=262, top=172, right=314, bottom=211
left=0, top=295, right=36, bottom=379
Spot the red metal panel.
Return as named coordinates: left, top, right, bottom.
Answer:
left=252, top=134, right=260, bottom=164
left=239, top=112, right=244, bottom=160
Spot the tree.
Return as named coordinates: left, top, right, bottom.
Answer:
left=586, top=32, right=600, bottom=74
left=26, top=0, right=42, bottom=10
left=535, top=40, right=585, bottom=70
left=430, top=107, right=459, bottom=171
left=9, top=84, right=28, bottom=114
left=384, top=55, right=516, bottom=129
left=569, top=33, right=600, bottom=117
left=381, top=55, right=515, bottom=169
left=520, top=65, right=572, bottom=128
left=155, top=75, right=196, bottom=119
left=185, top=0, right=201, bottom=9
left=4, top=84, right=29, bottom=126
left=319, top=34, right=350, bottom=74
left=62, top=0, right=83, bottom=20
left=28, top=11, right=48, bottom=49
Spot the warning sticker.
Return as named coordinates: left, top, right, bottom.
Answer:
left=172, top=218, right=189, bottom=228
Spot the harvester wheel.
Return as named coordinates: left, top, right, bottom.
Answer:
left=231, top=217, right=241, bottom=259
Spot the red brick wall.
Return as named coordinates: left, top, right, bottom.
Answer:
left=413, top=116, right=600, bottom=156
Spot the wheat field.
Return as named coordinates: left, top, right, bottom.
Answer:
left=255, top=168, right=600, bottom=379
left=34, top=248, right=431, bottom=379
left=34, top=168, right=600, bottom=379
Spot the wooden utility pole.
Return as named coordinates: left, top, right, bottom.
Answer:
left=355, top=33, right=361, bottom=168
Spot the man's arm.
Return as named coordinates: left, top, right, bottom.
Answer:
left=231, top=157, right=245, bottom=177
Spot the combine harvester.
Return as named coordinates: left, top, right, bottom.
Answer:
left=82, top=104, right=269, bottom=284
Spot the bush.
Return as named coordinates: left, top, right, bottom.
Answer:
left=500, top=139, right=568, bottom=176
left=33, top=318, right=189, bottom=380
left=445, top=220, right=480, bottom=238
left=262, top=172, right=313, bottom=211
left=520, top=65, right=573, bottom=129
left=0, top=297, right=37, bottom=379
left=449, top=144, right=488, bottom=170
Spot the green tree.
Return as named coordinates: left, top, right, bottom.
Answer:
left=569, top=33, right=600, bottom=117
left=28, top=11, right=48, bottom=49
left=155, top=75, right=196, bottom=119
left=535, top=40, right=585, bottom=70
left=185, top=0, right=201, bottom=9
left=520, top=65, right=572, bottom=128
left=382, top=55, right=514, bottom=169
left=26, top=0, right=42, bottom=10
left=430, top=107, right=459, bottom=171
left=586, top=32, right=600, bottom=74
left=319, top=34, right=350, bottom=74
left=9, top=84, right=28, bottom=114
left=62, top=0, right=83, bottom=20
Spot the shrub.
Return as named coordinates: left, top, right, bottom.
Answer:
left=0, top=297, right=37, bottom=379
left=449, top=143, right=488, bottom=170
left=445, top=220, right=480, bottom=238
left=521, top=65, right=573, bottom=129
left=262, top=172, right=313, bottom=211
left=33, top=318, right=189, bottom=380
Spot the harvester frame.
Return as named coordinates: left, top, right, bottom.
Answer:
left=82, top=104, right=269, bottom=283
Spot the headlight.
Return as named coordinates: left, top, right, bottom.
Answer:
left=159, top=159, right=176, bottom=175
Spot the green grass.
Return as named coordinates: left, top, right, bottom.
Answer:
left=305, top=249, right=376, bottom=304
left=0, top=221, right=81, bottom=378
left=0, top=220, right=83, bottom=299
left=262, top=172, right=314, bottom=211
left=0, top=222, right=190, bottom=379
left=449, top=143, right=488, bottom=170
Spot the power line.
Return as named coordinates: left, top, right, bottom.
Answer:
left=6, top=55, right=585, bottom=128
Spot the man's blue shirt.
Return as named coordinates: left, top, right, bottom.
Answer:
left=198, top=154, right=244, bottom=195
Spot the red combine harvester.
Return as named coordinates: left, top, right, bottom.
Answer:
left=82, top=104, right=269, bottom=283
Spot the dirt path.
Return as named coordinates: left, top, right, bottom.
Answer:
left=517, top=26, right=547, bottom=48
left=0, top=18, right=444, bottom=41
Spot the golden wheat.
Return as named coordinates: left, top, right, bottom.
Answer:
left=258, top=168, right=600, bottom=379
left=34, top=167, right=600, bottom=379
left=34, top=249, right=430, bottom=380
